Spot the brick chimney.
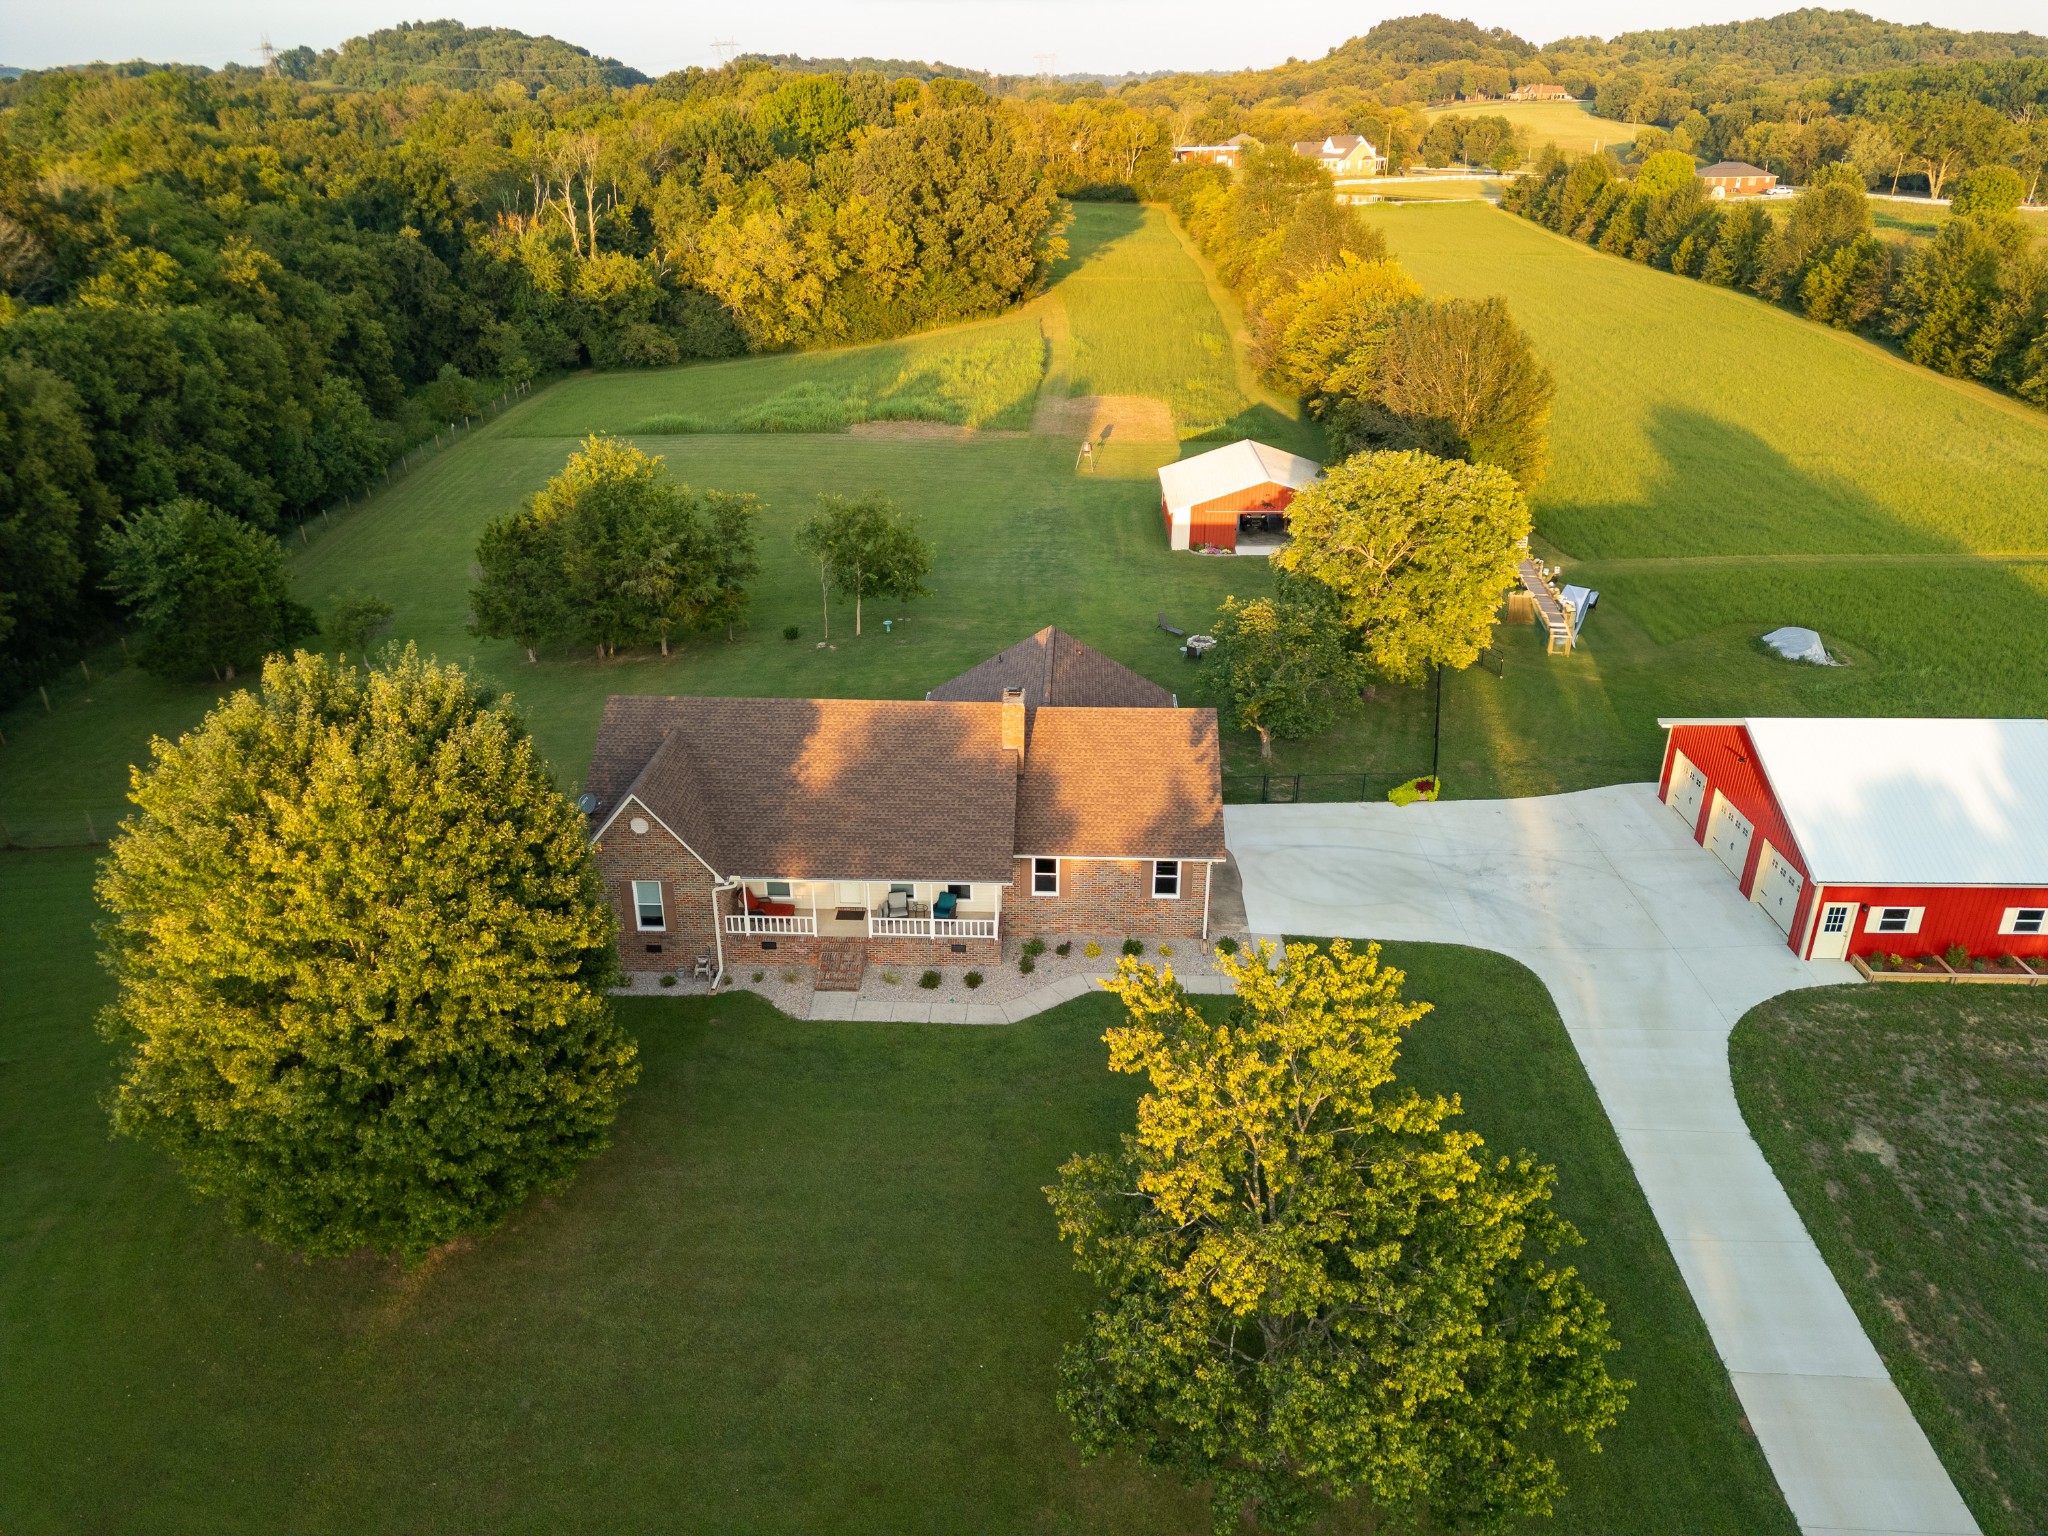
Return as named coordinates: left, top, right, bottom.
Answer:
left=1000, top=686, right=1026, bottom=765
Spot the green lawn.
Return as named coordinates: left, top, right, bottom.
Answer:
left=1730, top=984, right=2048, bottom=1536
left=1421, top=100, right=1628, bottom=159
left=0, top=847, right=1790, bottom=1533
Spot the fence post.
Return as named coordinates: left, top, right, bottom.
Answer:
left=40, top=686, right=50, bottom=712
left=86, top=810, right=96, bottom=842
left=81, top=659, right=91, bottom=683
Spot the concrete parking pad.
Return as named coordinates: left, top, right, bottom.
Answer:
left=1226, top=783, right=1977, bottom=1536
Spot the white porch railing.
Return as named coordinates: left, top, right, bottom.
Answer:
left=724, top=913, right=818, bottom=936
left=868, top=914, right=998, bottom=940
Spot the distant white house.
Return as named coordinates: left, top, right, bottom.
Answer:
left=1290, top=134, right=1387, bottom=177
left=1157, top=439, right=1323, bottom=553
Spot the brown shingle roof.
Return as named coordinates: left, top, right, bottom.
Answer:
left=1698, top=161, right=1770, bottom=178
left=1017, top=708, right=1226, bottom=861
left=926, top=627, right=1174, bottom=712
left=588, top=696, right=1020, bottom=882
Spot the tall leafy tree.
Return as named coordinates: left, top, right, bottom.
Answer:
left=1211, top=582, right=1367, bottom=759
left=1329, top=297, right=1557, bottom=487
left=470, top=506, right=573, bottom=663
left=99, top=499, right=314, bottom=682
left=1049, top=942, right=1628, bottom=1535
left=0, top=359, right=112, bottom=696
left=793, top=492, right=935, bottom=637
left=97, top=647, right=638, bottom=1262
left=1273, top=450, right=1530, bottom=685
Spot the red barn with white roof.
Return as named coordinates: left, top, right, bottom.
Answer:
left=1658, top=717, right=2048, bottom=962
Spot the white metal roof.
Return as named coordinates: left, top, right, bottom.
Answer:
left=1677, top=717, right=2048, bottom=886
left=1157, top=440, right=1322, bottom=515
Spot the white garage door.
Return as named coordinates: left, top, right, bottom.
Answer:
left=1704, top=794, right=1754, bottom=879
left=1753, top=844, right=1803, bottom=933
left=1666, top=753, right=1708, bottom=828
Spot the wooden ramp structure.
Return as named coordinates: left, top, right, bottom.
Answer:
left=1517, top=558, right=1578, bottom=654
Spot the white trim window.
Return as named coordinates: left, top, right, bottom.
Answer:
left=632, top=880, right=666, bottom=931
left=1153, top=860, right=1181, bottom=899
left=1866, top=906, right=1922, bottom=936
left=1032, top=857, right=1059, bottom=895
left=2000, top=906, right=2046, bottom=935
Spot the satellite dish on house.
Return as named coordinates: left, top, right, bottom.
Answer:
left=576, top=792, right=597, bottom=815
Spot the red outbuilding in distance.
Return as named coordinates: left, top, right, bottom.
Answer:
left=1658, top=717, right=2048, bottom=963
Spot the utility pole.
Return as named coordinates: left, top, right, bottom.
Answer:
left=258, top=33, right=277, bottom=78
left=1034, top=52, right=1057, bottom=85
left=1431, top=665, right=1444, bottom=779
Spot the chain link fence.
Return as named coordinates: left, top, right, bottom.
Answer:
left=1221, top=771, right=1428, bottom=805
left=0, top=806, right=127, bottom=851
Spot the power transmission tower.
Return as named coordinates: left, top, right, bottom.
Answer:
left=1034, top=52, right=1057, bottom=84
left=258, top=33, right=277, bottom=78
left=710, top=38, right=738, bottom=66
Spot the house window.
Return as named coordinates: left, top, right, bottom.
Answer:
left=766, top=880, right=792, bottom=901
left=1153, top=860, right=1181, bottom=899
left=1821, top=906, right=1849, bottom=935
left=1869, top=906, right=1918, bottom=935
left=947, top=883, right=972, bottom=901
left=1032, top=858, right=1059, bottom=895
left=632, top=881, right=666, bottom=931
left=2003, top=907, right=2046, bottom=935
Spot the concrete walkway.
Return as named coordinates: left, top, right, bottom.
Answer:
left=805, top=969, right=1233, bottom=1024
left=1226, top=784, right=1978, bottom=1536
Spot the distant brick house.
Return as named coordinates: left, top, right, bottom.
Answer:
left=1158, top=438, right=1323, bottom=552
left=1697, top=161, right=1777, bottom=199
left=1290, top=134, right=1386, bottom=177
left=1508, top=82, right=1574, bottom=101
left=584, top=629, right=1226, bottom=987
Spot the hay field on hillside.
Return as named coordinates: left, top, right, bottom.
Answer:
left=1422, top=98, right=1626, bottom=158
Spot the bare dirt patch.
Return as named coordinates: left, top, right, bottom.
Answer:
left=1030, top=393, right=1177, bottom=442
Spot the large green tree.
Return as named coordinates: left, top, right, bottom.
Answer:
left=794, top=491, right=935, bottom=637
left=97, top=647, right=638, bottom=1261
left=1210, top=582, right=1367, bottom=759
left=1049, top=942, right=1628, bottom=1535
left=1328, top=297, right=1557, bottom=487
left=99, top=498, right=314, bottom=681
left=1272, top=450, right=1531, bottom=684
left=0, top=359, right=112, bottom=695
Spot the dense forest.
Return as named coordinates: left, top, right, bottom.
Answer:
left=0, top=31, right=1065, bottom=699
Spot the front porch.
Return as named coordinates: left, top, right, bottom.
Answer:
left=722, top=878, right=1001, bottom=942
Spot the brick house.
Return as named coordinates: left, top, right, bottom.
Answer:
left=1697, top=161, right=1778, bottom=199
left=584, top=630, right=1227, bottom=986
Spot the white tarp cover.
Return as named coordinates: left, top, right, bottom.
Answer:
left=1156, top=439, right=1323, bottom=515
left=1763, top=626, right=1835, bottom=665
left=1561, top=585, right=1598, bottom=639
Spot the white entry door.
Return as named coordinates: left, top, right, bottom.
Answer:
left=1811, top=901, right=1856, bottom=960
left=1752, top=844, right=1803, bottom=933
left=1704, top=794, right=1754, bottom=879
left=1666, top=753, right=1708, bottom=829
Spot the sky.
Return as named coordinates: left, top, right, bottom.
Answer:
left=8, top=0, right=2047, bottom=77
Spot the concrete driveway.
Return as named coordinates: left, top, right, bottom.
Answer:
left=1226, top=783, right=1978, bottom=1536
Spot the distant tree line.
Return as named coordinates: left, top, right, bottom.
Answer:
left=0, top=36, right=1064, bottom=702
left=1505, top=151, right=2048, bottom=409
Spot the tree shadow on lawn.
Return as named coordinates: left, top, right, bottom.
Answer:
left=1541, top=404, right=1970, bottom=563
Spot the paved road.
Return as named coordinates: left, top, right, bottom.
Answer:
left=1226, top=784, right=1978, bottom=1536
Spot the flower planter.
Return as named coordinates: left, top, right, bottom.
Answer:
left=1388, top=775, right=1441, bottom=807
left=1854, top=953, right=2046, bottom=985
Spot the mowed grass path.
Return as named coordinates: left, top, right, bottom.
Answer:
left=0, top=849, right=1792, bottom=1534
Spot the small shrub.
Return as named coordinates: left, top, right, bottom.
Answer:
left=1866, top=954, right=1886, bottom=971
left=964, top=970, right=984, bottom=989
left=783, top=624, right=801, bottom=641
left=1943, top=942, right=1969, bottom=970
left=1122, top=938, right=1145, bottom=957
left=1083, top=940, right=1102, bottom=959
left=881, top=969, right=901, bottom=985
left=1055, top=940, right=1071, bottom=957
left=752, top=970, right=764, bottom=982
left=1214, top=935, right=1240, bottom=956
left=659, top=974, right=677, bottom=988
left=1890, top=953, right=1906, bottom=970
left=779, top=967, right=799, bottom=984
left=326, top=589, right=395, bottom=652
left=1019, top=954, right=1035, bottom=974
left=919, top=969, right=941, bottom=989
left=1388, top=775, right=1441, bottom=807
left=627, top=413, right=706, bottom=434
left=1023, top=937, right=1046, bottom=957
left=1160, top=944, right=1175, bottom=958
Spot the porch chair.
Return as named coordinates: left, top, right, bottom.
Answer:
left=933, top=890, right=958, bottom=921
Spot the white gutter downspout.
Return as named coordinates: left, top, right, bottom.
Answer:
left=1201, top=860, right=1212, bottom=942
left=709, top=876, right=743, bottom=990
